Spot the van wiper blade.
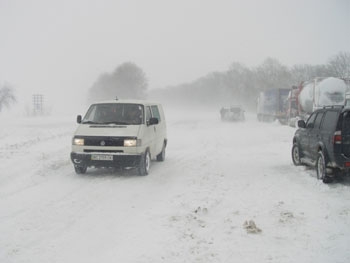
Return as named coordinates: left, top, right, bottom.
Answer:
left=82, top=121, right=99, bottom=124
left=103, top=121, right=128, bottom=125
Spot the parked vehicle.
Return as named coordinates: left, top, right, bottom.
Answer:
left=256, top=88, right=289, bottom=124
left=70, top=99, right=167, bottom=175
left=287, top=77, right=350, bottom=126
left=291, top=105, right=350, bottom=183
left=220, top=105, right=245, bottom=122
left=345, top=92, right=350, bottom=108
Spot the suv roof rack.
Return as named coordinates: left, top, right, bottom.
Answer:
left=322, top=105, right=344, bottom=109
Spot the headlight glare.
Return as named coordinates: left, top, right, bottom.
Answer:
left=124, top=139, right=137, bottom=147
left=73, top=138, right=84, bottom=146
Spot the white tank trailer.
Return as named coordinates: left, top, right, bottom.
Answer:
left=298, top=77, right=349, bottom=115
left=287, top=77, right=350, bottom=126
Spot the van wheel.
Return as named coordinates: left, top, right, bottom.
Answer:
left=316, top=151, right=332, bottom=183
left=157, top=143, right=166, bottom=162
left=138, top=150, right=150, bottom=176
left=74, top=165, right=87, bottom=174
left=291, top=143, right=302, bottom=166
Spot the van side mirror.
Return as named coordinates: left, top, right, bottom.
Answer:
left=297, top=120, right=306, bottom=128
left=77, top=115, right=82, bottom=124
left=148, top=117, right=159, bottom=125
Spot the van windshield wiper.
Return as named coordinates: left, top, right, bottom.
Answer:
left=82, top=121, right=99, bottom=124
left=102, top=121, right=128, bottom=125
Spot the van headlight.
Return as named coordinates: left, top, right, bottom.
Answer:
left=124, top=139, right=137, bottom=147
left=124, top=139, right=141, bottom=147
left=73, top=138, right=84, bottom=146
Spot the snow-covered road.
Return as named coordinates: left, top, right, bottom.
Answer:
left=1, top=108, right=350, bottom=263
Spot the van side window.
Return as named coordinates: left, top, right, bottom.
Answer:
left=146, top=106, right=152, bottom=123
left=151, top=105, right=161, bottom=122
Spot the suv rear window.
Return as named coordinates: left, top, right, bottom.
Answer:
left=341, top=112, right=350, bottom=135
left=321, top=111, right=338, bottom=132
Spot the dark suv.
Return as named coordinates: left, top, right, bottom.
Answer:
left=292, top=106, right=350, bottom=183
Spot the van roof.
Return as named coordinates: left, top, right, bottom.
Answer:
left=92, top=99, right=161, bottom=105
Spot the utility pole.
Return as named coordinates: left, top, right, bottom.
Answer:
left=32, top=94, right=44, bottom=116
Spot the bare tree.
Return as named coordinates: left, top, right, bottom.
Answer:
left=255, top=57, right=293, bottom=90
left=225, top=62, right=255, bottom=106
left=112, top=62, right=148, bottom=99
left=328, top=51, right=350, bottom=78
left=290, top=64, right=331, bottom=85
left=0, top=84, right=16, bottom=112
left=88, top=62, right=148, bottom=103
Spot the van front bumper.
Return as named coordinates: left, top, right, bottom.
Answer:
left=71, top=152, right=142, bottom=168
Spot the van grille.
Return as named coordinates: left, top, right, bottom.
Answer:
left=84, top=150, right=124, bottom=153
left=80, top=136, right=131, bottom=147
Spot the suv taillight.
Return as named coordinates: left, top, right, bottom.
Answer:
left=333, top=131, right=342, bottom=144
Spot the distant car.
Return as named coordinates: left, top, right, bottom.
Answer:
left=220, top=106, right=245, bottom=122
left=291, top=106, right=350, bottom=183
left=71, top=99, right=167, bottom=176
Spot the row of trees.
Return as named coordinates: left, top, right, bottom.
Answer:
left=2, top=52, right=348, bottom=113
left=83, top=51, right=350, bottom=109
left=149, top=51, right=350, bottom=109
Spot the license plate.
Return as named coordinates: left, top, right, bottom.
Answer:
left=91, top=154, right=113, bottom=161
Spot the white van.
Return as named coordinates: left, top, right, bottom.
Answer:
left=70, top=99, right=167, bottom=175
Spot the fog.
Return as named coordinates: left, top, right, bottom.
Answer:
left=0, top=0, right=349, bottom=115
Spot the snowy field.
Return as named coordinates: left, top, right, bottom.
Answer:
left=1, top=107, right=350, bottom=263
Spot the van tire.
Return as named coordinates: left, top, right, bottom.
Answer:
left=74, top=165, right=87, bottom=174
left=138, top=150, right=150, bottom=176
left=157, top=143, right=166, bottom=162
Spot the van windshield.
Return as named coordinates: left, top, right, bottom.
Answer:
left=82, top=103, right=144, bottom=125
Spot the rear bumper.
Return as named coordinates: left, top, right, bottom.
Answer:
left=330, top=153, right=350, bottom=170
left=71, top=152, right=141, bottom=168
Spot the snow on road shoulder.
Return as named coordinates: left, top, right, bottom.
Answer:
left=0, top=116, right=74, bottom=195
left=150, top=108, right=350, bottom=263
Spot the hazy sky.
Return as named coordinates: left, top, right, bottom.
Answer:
left=0, top=0, right=349, bottom=111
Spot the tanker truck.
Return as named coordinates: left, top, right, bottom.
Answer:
left=287, top=77, right=350, bottom=126
left=257, top=88, right=290, bottom=124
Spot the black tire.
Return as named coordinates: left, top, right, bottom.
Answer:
left=156, top=143, right=166, bottom=162
left=74, top=165, right=87, bottom=174
left=138, top=150, right=150, bottom=176
left=323, top=175, right=333, bottom=184
left=291, top=143, right=302, bottom=166
left=316, top=151, right=332, bottom=183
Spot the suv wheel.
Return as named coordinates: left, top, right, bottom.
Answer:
left=316, top=151, right=332, bottom=183
left=138, top=150, right=150, bottom=176
left=291, top=143, right=302, bottom=166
